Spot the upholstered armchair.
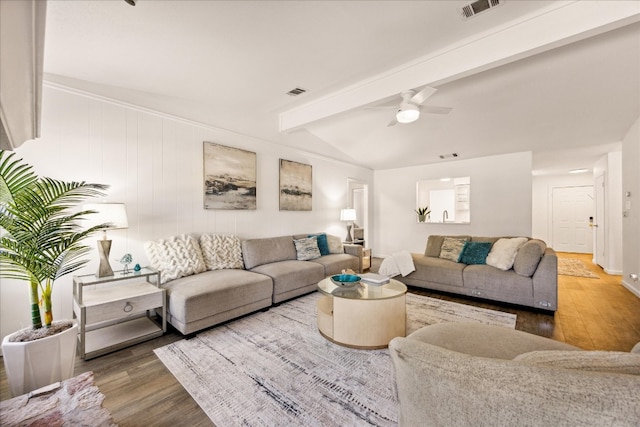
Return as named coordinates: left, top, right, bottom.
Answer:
left=389, top=323, right=640, bottom=426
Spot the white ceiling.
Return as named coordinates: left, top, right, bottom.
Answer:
left=42, top=0, right=640, bottom=174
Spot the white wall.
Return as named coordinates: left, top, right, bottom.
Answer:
left=0, top=85, right=373, bottom=342
left=373, top=152, right=533, bottom=257
left=622, top=116, right=640, bottom=297
left=593, top=152, right=623, bottom=275
left=532, top=173, right=594, bottom=245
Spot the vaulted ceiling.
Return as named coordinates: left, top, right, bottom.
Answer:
left=42, top=0, right=640, bottom=174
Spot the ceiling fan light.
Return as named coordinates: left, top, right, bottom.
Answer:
left=396, top=105, right=420, bottom=123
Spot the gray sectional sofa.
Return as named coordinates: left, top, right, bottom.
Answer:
left=396, top=235, right=558, bottom=312
left=145, top=233, right=361, bottom=335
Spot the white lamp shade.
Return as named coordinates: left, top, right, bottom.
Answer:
left=84, top=203, right=129, bottom=230
left=340, top=208, right=357, bottom=221
left=396, top=105, right=420, bottom=123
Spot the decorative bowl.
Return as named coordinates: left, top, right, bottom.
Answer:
left=330, top=274, right=361, bottom=287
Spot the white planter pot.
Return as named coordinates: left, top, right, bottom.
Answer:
left=1, top=322, right=78, bottom=397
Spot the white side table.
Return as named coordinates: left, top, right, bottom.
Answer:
left=72, top=267, right=166, bottom=360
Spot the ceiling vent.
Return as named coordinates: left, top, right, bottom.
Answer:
left=460, top=0, right=503, bottom=20
left=286, top=87, right=307, bottom=96
left=439, top=153, right=459, bottom=160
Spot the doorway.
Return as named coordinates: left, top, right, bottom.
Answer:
left=594, top=174, right=606, bottom=267
left=551, top=185, right=594, bottom=253
left=348, top=179, right=369, bottom=244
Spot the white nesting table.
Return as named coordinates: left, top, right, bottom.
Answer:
left=316, top=276, right=407, bottom=349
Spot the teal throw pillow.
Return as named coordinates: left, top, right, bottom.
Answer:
left=309, top=233, right=330, bottom=256
left=459, top=241, right=492, bottom=265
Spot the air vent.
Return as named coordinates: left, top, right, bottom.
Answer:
left=460, top=0, right=503, bottom=19
left=439, top=153, right=459, bottom=160
left=286, top=87, right=307, bottom=96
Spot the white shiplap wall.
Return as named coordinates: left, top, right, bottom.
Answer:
left=0, top=84, right=373, bottom=342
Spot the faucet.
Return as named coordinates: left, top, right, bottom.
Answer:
left=443, top=210, right=449, bottom=222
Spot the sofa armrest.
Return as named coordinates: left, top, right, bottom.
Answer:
left=343, top=244, right=363, bottom=273
left=532, top=247, right=558, bottom=311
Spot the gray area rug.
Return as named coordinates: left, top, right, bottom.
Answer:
left=155, top=292, right=516, bottom=427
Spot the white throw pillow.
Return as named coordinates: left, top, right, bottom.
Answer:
left=199, top=234, right=244, bottom=270
left=144, top=234, right=207, bottom=284
left=326, top=234, right=344, bottom=254
left=485, top=237, right=528, bottom=271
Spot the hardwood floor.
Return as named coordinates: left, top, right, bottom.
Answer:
left=1, top=252, right=639, bottom=426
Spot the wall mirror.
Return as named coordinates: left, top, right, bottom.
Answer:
left=416, top=176, right=470, bottom=224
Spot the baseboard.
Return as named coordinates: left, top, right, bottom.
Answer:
left=622, top=279, right=640, bottom=299
left=604, top=267, right=622, bottom=275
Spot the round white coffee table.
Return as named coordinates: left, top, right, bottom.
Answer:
left=316, top=276, right=407, bottom=349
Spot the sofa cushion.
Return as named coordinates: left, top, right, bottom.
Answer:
left=308, top=233, right=330, bottom=256
left=309, top=253, right=359, bottom=276
left=425, top=235, right=446, bottom=257
left=439, top=237, right=469, bottom=262
left=486, top=237, right=528, bottom=271
left=458, top=241, right=492, bottom=265
left=513, top=239, right=546, bottom=277
left=250, top=260, right=324, bottom=302
left=162, top=269, right=273, bottom=324
left=293, top=236, right=321, bottom=260
left=326, top=234, right=344, bottom=254
left=144, top=234, right=207, bottom=284
left=406, top=255, right=465, bottom=287
left=463, top=264, right=533, bottom=301
left=199, top=234, right=244, bottom=270
left=513, top=350, right=640, bottom=375
left=242, top=235, right=297, bottom=269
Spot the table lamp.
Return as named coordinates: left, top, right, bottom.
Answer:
left=84, top=203, right=129, bottom=277
left=340, top=208, right=357, bottom=243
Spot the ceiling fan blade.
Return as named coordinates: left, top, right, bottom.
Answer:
left=410, top=86, right=437, bottom=105
left=422, top=105, right=453, bottom=115
left=387, top=115, right=398, bottom=127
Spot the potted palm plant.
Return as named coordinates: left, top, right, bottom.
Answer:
left=0, top=150, right=108, bottom=396
left=415, top=206, right=431, bottom=222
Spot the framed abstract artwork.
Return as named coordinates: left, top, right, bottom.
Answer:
left=203, top=142, right=256, bottom=210
left=279, top=159, right=312, bottom=211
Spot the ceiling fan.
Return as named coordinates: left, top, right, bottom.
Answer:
left=375, top=87, right=452, bottom=126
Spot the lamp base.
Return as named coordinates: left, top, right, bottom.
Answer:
left=344, top=224, right=353, bottom=243
left=97, top=240, right=114, bottom=278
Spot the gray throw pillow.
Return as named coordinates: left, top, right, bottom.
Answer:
left=425, top=235, right=445, bottom=257
left=513, top=239, right=546, bottom=277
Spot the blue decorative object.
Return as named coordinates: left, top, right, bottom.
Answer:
left=120, top=253, right=133, bottom=274
left=331, top=274, right=361, bottom=287
left=134, top=263, right=141, bottom=272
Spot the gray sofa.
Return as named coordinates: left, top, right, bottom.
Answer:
left=397, top=235, right=558, bottom=311
left=145, top=233, right=361, bottom=335
left=389, top=322, right=640, bottom=426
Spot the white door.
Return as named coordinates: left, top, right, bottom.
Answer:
left=552, top=186, right=594, bottom=253
left=594, top=174, right=606, bottom=266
